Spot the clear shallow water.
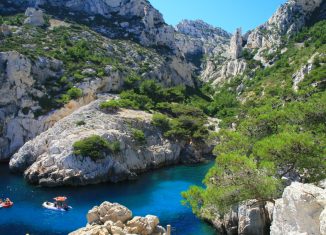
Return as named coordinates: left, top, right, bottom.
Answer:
left=0, top=163, right=216, bottom=235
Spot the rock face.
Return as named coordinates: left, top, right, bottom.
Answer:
left=175, top=19, right=231, bottom=67
left=24, top=7, right=45, bottom=26
left=201, top=0, right=325, bottom=85
left=4, top=0, right=175, bottom=48
left=69, top=201, right=166, bottom=235
left=200, top=27, right=247, bottom=83
left=9, top=97, right=211, bottom=186
left=271, top=182, right=326, bottom=235
left=229, top=28, right=243, bottom=59
left=246, top=0, right=323, bottom=49
left=207, top=200, right=273, bottom=235
left=0, top=51, right=62, bottom=160
left=292, top=53, right=319, bottom=91
left=0, top=22, right=195, bottom=160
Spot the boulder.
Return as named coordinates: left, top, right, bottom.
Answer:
left=69, top=201, right=166, bottom=235
left=87, top=202, right=132, bottom=224
left=126, top=215, right=160, bottom=235
left=270, top=182, right=326, bottom=235
left=24, top=8, right=45, bottom=27
left=0, top=24, right=11, bottom=36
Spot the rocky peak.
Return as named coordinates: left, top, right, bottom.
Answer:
left=175, top=20, right=231, bottom=68
left=229, top=28, right=243, bottom=59
left=176, top=19, right=231, bottom=39
left=246, top=0, right=324, bottom=49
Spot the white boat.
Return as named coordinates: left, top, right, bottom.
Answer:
left=42, top=202, right=72, bottom=211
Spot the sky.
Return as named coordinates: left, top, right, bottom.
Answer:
left=148, top=0, right=287, bottom=33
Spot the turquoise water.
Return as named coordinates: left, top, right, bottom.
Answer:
left=0, top=163, right=216, bottom=235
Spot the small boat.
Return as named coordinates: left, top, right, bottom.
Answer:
left=42, top=196, right=72, bottom=211
left=1, top=202, right=14, bottom=208
left=42, top=202, right=71, bottom=211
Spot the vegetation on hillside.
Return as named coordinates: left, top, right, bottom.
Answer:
left=73, top=135, right=120, bottom=161
left=0, top=13, right=164, bottom=116
left=182, top=20, right=326, bottom=218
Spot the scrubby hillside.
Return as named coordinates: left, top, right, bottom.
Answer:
left=182, top=18, right=326, bottom=235
left=0, top=10, right=195, bottom=161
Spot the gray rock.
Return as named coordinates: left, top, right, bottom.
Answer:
left=207, top=200, right=273, bottom=235
left=24, top=7, right=45, bottom=27
left=0, top=24, right=11, bottom=36
left=9, top=96, right=211, bottom=186
left=175, top=19, right=231, bottom=67
left=271, top=182, right=326, bottom=235
left=229, top=28, right=243, bottom=60
left=69, top=201, right=166, bottom=235
left=247, top=0, right=323, bottom=49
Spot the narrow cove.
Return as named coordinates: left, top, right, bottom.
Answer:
left=0, top=162, right=216, bottom=235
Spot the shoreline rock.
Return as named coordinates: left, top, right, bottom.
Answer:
left=271, top=182, right=326, bottom=235
left=9, top=96, right=214, bottom=187
left=203, top=200, right=273, bottom=235
left=69, top=201, right=167, bottom=235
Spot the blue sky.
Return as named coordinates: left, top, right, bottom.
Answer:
left=148, top=0, right=287, bottom=33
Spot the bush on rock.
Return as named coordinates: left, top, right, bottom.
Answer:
left=73, top=135, right=120, bottom=160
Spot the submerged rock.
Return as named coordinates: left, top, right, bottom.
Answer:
left=271, top=182, right=326, bottom=235
left=69, top=201, right=166, bottom=235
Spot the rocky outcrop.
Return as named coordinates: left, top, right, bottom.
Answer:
left=205, top=200, right=273, bottom=235
left=201, top=0, right=325, bottom=85
left=229, top=28, right=243, bottom=59
left=202, top=58, right=247, bottom=84
left=24, top=7, right=45, bottom=27
left=246, top=0, right=324, bottom=49
left=292, top=53, right=320, bottom=91
left=0, top=24, right=11, bottom=36
left=4, top=0, right=175, bottom=49
left=0, top=50, right=101, bottom=161
left=0, top=18, right=196, bottom=160
left=271, top=182, right=326, bottom=235
left=69, top=201, right=167, bottom=235
left=200, top=27, right=248, bottom=84
left=0, top=51, right=63, bottom=160
left=9, top=97, right=211, bottom=186
left=175, top=20, right=231, bottom=67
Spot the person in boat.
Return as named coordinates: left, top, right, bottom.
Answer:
left=53, top=196, right=68, bottom=209
left=5, top=198, right=11, bottom=204
left=0, top=199, right=2, bottom=203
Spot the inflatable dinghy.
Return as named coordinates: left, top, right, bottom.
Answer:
left=42, top=202, right=72, bottom=211
left=1, top=202, right=14, bottom=208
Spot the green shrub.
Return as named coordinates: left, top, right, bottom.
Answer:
left=76, top=120, right=86, bottom=126
left=73, top=135, right=120, bottom=160
left=120, top=91, right=154, bottom=110
left=151, top=113, right=171, bottom=132
left=132, top=129, right=146, bottom=144
left=67, top=87, right=83, bottom=99
left=124, top=73, right=142, bottom=89
left=99, top=100, right=121, bottom=112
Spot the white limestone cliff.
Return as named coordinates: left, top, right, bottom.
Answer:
left=9, top=97, right=212, bottom=186
left=271, top=182, right=326, bottom=235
